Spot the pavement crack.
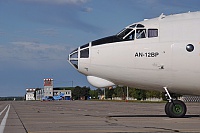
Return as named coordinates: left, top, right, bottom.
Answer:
left=144, top=126, right=180, bottom=132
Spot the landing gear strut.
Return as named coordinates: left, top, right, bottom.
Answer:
left=164, top=87, right=187, bottom=118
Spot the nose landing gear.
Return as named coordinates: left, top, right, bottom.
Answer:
left=164, top=87, right=187, bottom=118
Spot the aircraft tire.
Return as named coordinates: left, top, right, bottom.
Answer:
left=165, top=102, right=171, bottom=117
left=166, top=100, right=187, bottom=118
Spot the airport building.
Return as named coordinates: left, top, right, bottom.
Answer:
left=43, top=78, right=54, bottom=97
left=35, top=88, right=72, bottom=100
left=35, top=78, right=72, bottom=100
left=25, top=88, right=35, bottom=100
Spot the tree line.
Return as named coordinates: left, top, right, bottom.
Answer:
left=89, top=87, right=164, bottom=100
left=32, top=86, right=181, bottom=101
left=71, top=86, right=181, bottom=101
left=0, top=96, right=24, bottom=101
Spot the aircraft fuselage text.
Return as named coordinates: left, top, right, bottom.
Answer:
left=135, top=52, right=159, bottom=57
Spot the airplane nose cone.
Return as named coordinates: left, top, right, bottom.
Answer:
left=68, top=48, right=78, bottom=69
left=68, top=43, right=90, bottom=71
left=68, top=43, right=90, bottom=69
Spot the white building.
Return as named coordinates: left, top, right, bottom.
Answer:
left=36, top=88, right=72, bottom=100
left=25, top=88, right=35, bottom=100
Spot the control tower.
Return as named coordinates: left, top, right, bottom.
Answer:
left=43, top=78, right=53, bottom=97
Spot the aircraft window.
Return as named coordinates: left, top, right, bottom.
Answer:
left=70, top=51, right=78, bottom=58
left=130, top=24, right=136, bottom=28
left=92, top=35, right=122, bottom=46
left=136, top=24, right=145, bottom=28
left=80, top=43, right=89, bottom=49
left=148, top=29, right=158, bottom=38
left=70, top=48, right=78, bottom=54
left=117, top=28, right=132, bottom=39
left=80, top=48, right=89, bottom=58
left=70, top=60, right=78, bottom=69
left=124, top=30, right=135, bottom=40
left=136, top=29, right=146, bottom=39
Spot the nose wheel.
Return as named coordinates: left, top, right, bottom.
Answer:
left=164, top=87, right=187, bottom=118
left=165, top=100, right=187, bottom=118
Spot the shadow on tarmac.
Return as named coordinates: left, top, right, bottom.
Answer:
left=108, top=114, right=200, bottom=118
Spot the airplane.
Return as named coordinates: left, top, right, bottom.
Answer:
left=68, top=11, right=200, bottom=118
left=53, top=93, right=65, bottom=100
left=42, top=93, right=65, bottom=101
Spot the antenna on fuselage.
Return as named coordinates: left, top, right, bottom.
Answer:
left=159, top=13, right=165, bottom=20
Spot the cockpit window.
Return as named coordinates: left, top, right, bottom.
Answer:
left=117, top=28, right=133, bottom=39
left=70, top=60, right=78, bottom=69
left=117, top=24, right=146, bottom=40
left=80, top=43, right=89, bottom=49
left=80, top=48, right=89, bottom=58
left=124, top=30, right=135, bottom=40
left=130, top=24, right=136, bottom=28
left=70, top=51, right=78, bottom=58
left=91, top=23, right=158, bottom=47
left=136, top=29, right=146, bottom=39
left=136, top=24, right=145, bottom=28
left=129, top=24, right=144, bottom=28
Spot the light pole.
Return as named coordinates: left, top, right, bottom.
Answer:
left=104, top=88, right=106, bottom=100
left=126, top=86, right=129, bottom=101
left=71, top=81, right=73, bottom=87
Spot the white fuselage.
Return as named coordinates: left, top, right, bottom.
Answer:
left=69, top=12, right=200, bottom=95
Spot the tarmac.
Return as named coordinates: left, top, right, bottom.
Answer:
left=0, top=100, right=200, bottom=133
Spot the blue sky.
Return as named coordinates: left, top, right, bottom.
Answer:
left=0, top=0, right=200, bottom=96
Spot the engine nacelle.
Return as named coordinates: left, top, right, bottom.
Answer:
left=87, top=76, right=115, bottom=88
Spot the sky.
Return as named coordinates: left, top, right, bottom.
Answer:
left=0, top=0, right=200, bottom=96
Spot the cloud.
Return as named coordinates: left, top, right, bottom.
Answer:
left=10, top=41, right=68, bottom=59
left=81, top=7, right=93, bottom=12
left=0, top=41, right=70, bottom=69
left=20, top=0, right=89, bottom=5
left=125, top=0, right=200, bottom=19
left=37, top=28, right=59, bottom=37
left=10, top=0, right=102, bottom=34
left=0, top=31, right=6, bottom=36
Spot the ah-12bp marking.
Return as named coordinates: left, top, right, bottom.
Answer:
left=135, top=52, right=159, bottom=57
